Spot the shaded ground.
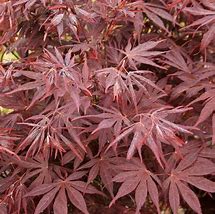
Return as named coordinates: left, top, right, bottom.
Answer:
left=201, top=194, right=215, bottom=214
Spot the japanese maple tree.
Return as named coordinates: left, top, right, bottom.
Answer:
left=0, top=0, right=215, bottom=214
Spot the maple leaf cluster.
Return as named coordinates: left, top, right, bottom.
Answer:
left=0, top=0, right=215, bottom=214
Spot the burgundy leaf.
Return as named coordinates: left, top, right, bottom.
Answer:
left=110, top=176, right=140, bottom=206
left=66, top=186, right=89, bottom=214
left=34, top=187, right=60, bottom=214
left=135, top=179, right=147, bottom=214
left=53, top=187, right=68, bottom=214
left=147, top=176, right=160, bottom=214
left=177, top=181, right=202, bottom=214
left=24, top=183, right=56, bottom=197
left=169, top=181, right=180, bottom=214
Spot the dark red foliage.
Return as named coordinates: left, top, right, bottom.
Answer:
left=0, top=0, right=215, bottom=214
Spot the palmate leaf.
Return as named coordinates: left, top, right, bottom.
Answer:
left=120, top=40, right=165, bottom=69
left=106, top=106, right=192, bottom=167
left=164, top=48, right=192, bottom=73
left=129, top=1, right=174, bottom=32
left=7, top=182, right=33, bottom=214
left=88, top=105, right=131, bottom=137
left=188, top=89, right=215, bottom=144
left=24, top=171, right=103, bottom=214
left=78, top=150, right=122, bottom=198
left=20, top=154, right=53, bottom=188
left=127, top=70, right=165, bottom=95
left=96, top=66, right=165, bottom=109
left=188, top=89, right=215, bottom=125
left=6, top=48, right=91, bottom=111
left=16, top=112, right=85, bottom=159
left=184, top=2, right=215, bottom=50
left=164, top=152, right=215, bottom=214
left=143, top=3, right=174, bottom=32
left=95, top=67, right=128, bottom=101
left=18, top=153, right=73, bottom=190
left=110, top=158, right=161, bottom=214
left=169, top=61, right=215, bottom=102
